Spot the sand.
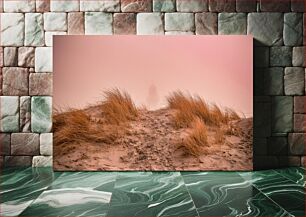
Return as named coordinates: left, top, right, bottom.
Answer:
left=53, top=108, right=253, bottom=171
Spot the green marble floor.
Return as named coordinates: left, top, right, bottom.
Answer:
left=0, top=167, right=305, bottom=217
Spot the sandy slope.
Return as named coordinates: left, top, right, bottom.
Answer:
left=54, top=108, right=253, bottom=171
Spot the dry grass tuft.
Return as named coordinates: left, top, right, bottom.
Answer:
left=179, top=118, right=209, bottom=156
left=53, top=109, right=123, bottom=146
left=100, top=88, right=138, bottom=125
left=214, top=128, right=225, bottom=144
left=167, top=91, right=240, bottom=128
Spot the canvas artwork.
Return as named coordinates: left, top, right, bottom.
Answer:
left=53, top=36, right=253, bottom=171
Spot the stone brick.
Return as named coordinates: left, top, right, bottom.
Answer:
left=20, top=96, right=31, bottom=132
left=208, top=0, right=235, bottom=12
left=0, top=134, right=11, bottom=155
left=284, top=13, right=303, bottom=46
left=3, top=0, right=35, bottom=12
left=85, top=12, right=113, bottom=35
left=294, top=96, right=305, bottom=113
left=80, top=0, right=120, bottom=12
left=50, top=0, right=79, bottom=12
left=260, top=0, right=290, bottom=12
left=247, top=13, right=283, bottom=46
left=40, top=133, right=53, bottom=155
left=4, top=156, right=32, bottom=167
left=272, top=96, right=293, bottom=133
left=68, top=12, right=85, bottom=35
left=254, top=102, right=271, bottom=137
left=153, top=0, right=175, bottom=12
left=254, top=47, right=269, bottom=67
left=0, top=69, right=2, bottom=95
left=3, top=47, right=18, bottom=66
left=195, top=13, right=217, bottom=35
left=31, top=96, right=52, bottom=133
left=0, top=96, right=19, bottom=132
left=29, top=73, right=53, bottom=96
left=114, top=13, right=137, bottom=35
left=264, top=67, right=284, bottom=95
left=288, top=133, right=305, bottom=155
left=268, top=137, right=288, bottom=155
left=218, top=13, right=247, bottom=35
left=45, top=32, right=67, bottom=46
left=35, top=47, right=53, bottom=72
left=291, top=0, right=305, bottom=12
left=2, top=67, right=29, bottom=96
left=0, top=47, right=3, bottom=67
left=11, top=133, right=39, bottom=155
left=279, top=156, right=301, bottom=167
left=253, top=137, right=267, bottom=155
left=36, top=0, right=50, bottom=12
left=253, top=156, right=279, bottom=170
left=1, top=13, right=24, bottom=46
left=165, top=31, right=195, bottom=35
left=302, top=156, right=305, bottom=167
left=32, top=156, right=53, bottom=167
left=44, top=12, right=67, bottom=31
left=270, top=46, right=292, bottom=67
left=284, top=67, right=305, bottom=95
left=294, top=114, right=306, bottom=132
left=25, top=13, right=44, bottom=46
left=165, top=13, right=195, bottom=31
left=177, top=0, right=208, bottom=12
left=292, top=46, right=305, bottom=66
left=137, top=13, right=164, bottom=35
left=121, top=0, right=152, bottom=12
left=18, top=47, right=35, bottom=67
left=236, top=0, right=256, bottom=12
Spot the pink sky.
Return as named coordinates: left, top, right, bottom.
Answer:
left=54, top=35, right=253, bottom=117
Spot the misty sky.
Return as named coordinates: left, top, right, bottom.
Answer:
left=53, top=35, right=253, bottom=117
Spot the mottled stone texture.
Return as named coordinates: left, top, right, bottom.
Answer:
left=268, top=137, right=288, bottom=155
left=294, top=114, right=306, bottom=132
left=165, top=31, right=194, bottom=35
left=288, top=133, right=305, bottom=155
left=29, top=73, right=53, bottom=96
left=68, top=12, right=84, bottom=35
left=218, top=13, right=246, bottom=35
left=165, top=13, right=195, bottom=31
left=1, top=13, right=24, bottom=46
left=292, top=46, right=305, bottom=67
left=25, top=13, right=44, bottom=46
left=32, top=156, right=52, bottom=167
left=247, top=13, right=283, bottom=46
left=11, top=133, right=39, bottom=155
left=121, top=0, right=152, bottom=12
left=0, top=134, right=11, bottom=155
left=20, top=96, right=31, bottom=132
left=80, top=0, right=120, bottom=12
left=3, top=0, right=35, bottom=12
left=236, top=0, right=256, bottom=12
left=50, top=0, right=79, bottom=12
left=0, top=96, right=19, bottom=132
left=44, top=12, right=67, bottom=31
left=35, top=47, right=53, bottom=72
left=284, top=13, right=303, bottom=46
left=195, top=12, right=217, bottom=35
left=208, top=0, right=235, bottom=12
left=264, top=67, right=284, bottom=95
left=18, top=47, right=35, bottom=67
left=85, top=12, right=113, bottom=34
left=153, top=0, right=175, bottom=12
left=31, top=96, right=52, bottom=133
left=260, top=0, right=290, bottom=12
left=4, top=47, right=18, bottom=66
left=2, top=67, right=29, bottom=96
left=176, top=0, right=207, bottom=12
left=114, top=13, right=137, bottom=34
left=254, top=47, right=269, bottom=67
left=291, top=0, right=305, bottom=12
left=137, top=13, right=164, bottom=35
left=4, top=156, right=32, bottom=167
left=272, top=96, right=293, bottom=133
left=270, top=46, right=292, bottom=67
left=36, top=0, right=50, bottom=12
left=45, top=32, right=67, bottom=46
left=279, top=156, right=301, bottom=167
left=294, top=96, right=305, bottom=113
left=284, top=67, right=305, bottom=95
left=40, top=133, right=53, bottom=155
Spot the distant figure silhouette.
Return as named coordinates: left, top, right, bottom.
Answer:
left=146, top=84, right=160, bottom=110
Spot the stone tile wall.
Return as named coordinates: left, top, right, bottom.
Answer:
left=0, top=0, right=305, bottom=169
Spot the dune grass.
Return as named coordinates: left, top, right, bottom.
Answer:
left=54, top=89, right=137, bottom=146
